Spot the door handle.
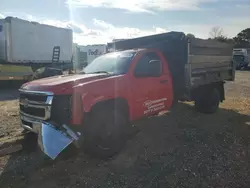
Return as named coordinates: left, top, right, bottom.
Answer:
left=160, top=79, right=168, bottom=84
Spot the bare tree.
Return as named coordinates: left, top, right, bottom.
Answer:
left=209, top=26, right=224, bottom=38
left=186, top=33, right=195, bottom=39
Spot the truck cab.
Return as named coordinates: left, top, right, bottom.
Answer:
left=233, top=48, right=249, bottom=69
left=19, top=48, right=173, bottom=159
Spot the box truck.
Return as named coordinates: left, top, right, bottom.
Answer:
left=78, top=44, right=107, bottom=68
left=232, top=48, right=250, bottom=69
left=0, top=17, right=73, bottom=81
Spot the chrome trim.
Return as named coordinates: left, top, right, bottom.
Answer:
left=19, top=90, right=54, bottom=120
left=38, top=122, right=74, bottom=159
left=20, top=96, right=53, bottom=105
left=22, top=124, right=36, bottom=133
left=21, top=114, right=81, bottom=160
left=20, top=102, right=49, bottom=109
left=62, top=124, right=80, bottom=140
left=20, top=106, right=51, bottom=120
left=19, top=89, right=53, bottom=96
left=20, top=115, right=42, bottom=133
left=46, top=96, right=53, bottom=105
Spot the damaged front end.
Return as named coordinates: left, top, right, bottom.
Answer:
left=19, top=89, right=82, bottom=159
left=38, top=123, right=80, bottom=159
left=21, top=115, right=81, bottom=159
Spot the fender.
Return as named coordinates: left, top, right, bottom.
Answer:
left=81, top=92, right=128, bottom=113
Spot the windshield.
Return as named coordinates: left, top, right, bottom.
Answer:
left=83, top=51, right=135, bottom=75
left=233, top=55, right=245, bottom=62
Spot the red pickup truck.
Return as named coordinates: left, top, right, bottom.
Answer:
left=19, top=32, right=234, bottom=159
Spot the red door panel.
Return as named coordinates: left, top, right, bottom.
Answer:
left=128, top=50, right=172, bottom=120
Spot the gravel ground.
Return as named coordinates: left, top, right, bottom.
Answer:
left=0, top=71, right=250, bottom=188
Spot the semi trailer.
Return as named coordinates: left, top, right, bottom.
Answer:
left=0, top=17, right=73, bottom=81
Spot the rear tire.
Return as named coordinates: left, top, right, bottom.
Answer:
left=84, top=108, right=127, bottom=159
left=195, top=87, right=220, bottom=114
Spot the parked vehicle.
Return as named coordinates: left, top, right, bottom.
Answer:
left=0, top=17, right=73, bottom=81
left=19, top=32, right=234, bottom=160
left=233, top=48, right=250, bottom=69
left=32, top=67, right=63, bottom=80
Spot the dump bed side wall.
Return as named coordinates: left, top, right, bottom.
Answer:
left=188, top=38, right=234, bottom=87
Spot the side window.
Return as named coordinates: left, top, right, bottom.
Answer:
left=134, top=52, right=162, bottom=77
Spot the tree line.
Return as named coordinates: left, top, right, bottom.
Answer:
left=187, top=27, right=250, bottom=48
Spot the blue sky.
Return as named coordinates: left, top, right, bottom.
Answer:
left=1, top=0, right=250, bottom=44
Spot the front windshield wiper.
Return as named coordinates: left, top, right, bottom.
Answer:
left=87, top=71, right=111, bottom=75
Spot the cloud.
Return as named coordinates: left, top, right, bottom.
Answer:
left=30, top=16, right=168, bottom=44
left=65, top=0, right=216, bottom=13
left=0, top=13, right=5, bottom=19
left=0, top=11, right=248, bottom=45
left=235, top=4, right=250, bottom=9
left=93, top=18, right=115, bottom=29
left=0, top=11, right=167, bottom=44
left=71, top=19, right=168, bottom=44
left=92, top=18, right=168, bottom=40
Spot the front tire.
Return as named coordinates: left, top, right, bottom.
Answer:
left=195, top=87, right=220, bottom=114
left=84, top=108, right=127, bottom=159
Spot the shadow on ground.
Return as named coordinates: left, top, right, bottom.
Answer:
left=0, top=102, right=250, bottom=188
left=0, top=81, right=24, bottom=101
left=237, top=66, right=250, bottom=71
left=0, top=89, right=19, bottom=101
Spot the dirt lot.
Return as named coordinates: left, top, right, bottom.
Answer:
left=0, top=71, right=250, bottom=188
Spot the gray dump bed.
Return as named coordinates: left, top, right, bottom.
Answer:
left=188, top=38, right=234, bottom=88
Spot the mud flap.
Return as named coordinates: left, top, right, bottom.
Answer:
left=37, top=123, right=74, bottom=160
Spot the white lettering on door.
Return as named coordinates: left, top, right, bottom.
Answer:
left=143, top=98, right=167, bottom=114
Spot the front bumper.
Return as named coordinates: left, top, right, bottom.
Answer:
left=21, top=115, right=80, bottom=159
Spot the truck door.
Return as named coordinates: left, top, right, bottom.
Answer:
left=130, top=51, right=172, bottom=120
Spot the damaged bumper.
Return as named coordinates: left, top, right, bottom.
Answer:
left=21, top=115, right=80, bottom=159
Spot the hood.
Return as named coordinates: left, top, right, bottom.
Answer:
left=21, top=73, right=110, bottom=94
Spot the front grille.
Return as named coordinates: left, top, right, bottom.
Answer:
left=19, top=90, right=72, bottom=124
left=19, top=90, right=53, bottom=120
left=20, top=93, right=47, bottom=102
left=20, top=105, right=45, bottom=118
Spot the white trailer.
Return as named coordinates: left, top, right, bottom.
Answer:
left=0, top=17, right=73, bottom=81
left=78, top=44, right=107, bottom=67
left=72, top=43, right=80, bottom=71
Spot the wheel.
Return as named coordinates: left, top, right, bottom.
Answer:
left=236, top=66, right=241, bottom=70
left=84, top=108, right=127, bottom=159
left=195, top=87, right=220, bottom=114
